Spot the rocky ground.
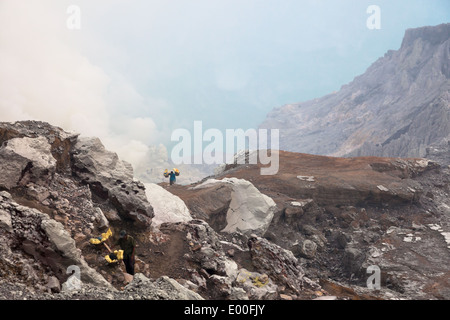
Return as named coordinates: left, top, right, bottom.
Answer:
left=0, top=121, right=449, bottom=300
left=170, top=148, right=450, bottom=300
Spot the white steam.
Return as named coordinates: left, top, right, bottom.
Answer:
left=0, top=0, right=166, bottom=178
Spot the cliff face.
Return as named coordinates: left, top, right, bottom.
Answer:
left=259, top=23, right=450, bottom=158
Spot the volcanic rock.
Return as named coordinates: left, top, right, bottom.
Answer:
left=0, top=136, right=56, bottom=189
left=170, top=177, right=276, bottom=236
left=144, top=182, right=192, bottom=228
left=71, top=136, right=154, bottom=229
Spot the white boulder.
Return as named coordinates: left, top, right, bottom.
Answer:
left=144, top=183, right=192, bottom=228
left=193, top=178, right=276, bottom=236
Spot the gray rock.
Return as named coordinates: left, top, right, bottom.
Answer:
left=247, top=235, right=320, bottom=295
left=40, top=213, right=114, bottom=290
left=93, top=207, right=109, bottom=229
left=125, top=274, right=204, bottom=300
left=343, top=247, right=366, bottom=277
left=0, top=136, right=56, bottom=189
left=298, top=239, right=318, bottom=259
left=0, top=209, right=12, bottom=233
left=0, top=190, right=114, bottom=295
left=0, top=121, right=79, bottom=173
left=46, top=276, right=61, bottom=293
left=71, top=137, right=154, bottom=228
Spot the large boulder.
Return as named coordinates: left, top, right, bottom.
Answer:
left=0, top=121, right=79, bottom=173
left=191, top=178, right=276, bottom=236
left=247, top=235, right=320, bottom=296
left=0, top=191, right=114, bottom=290
left=168, top=181, right=235, bottom=232
left=71, top=137, right=153, bottom=228
left=0, top=136, right=56, bottom=189
left=144, top=183, right=192, bottom=228
left=40, top=216, right=114, bottom=289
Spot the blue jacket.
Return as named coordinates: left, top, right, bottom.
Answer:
left=169, top=172, right=176, bottom=181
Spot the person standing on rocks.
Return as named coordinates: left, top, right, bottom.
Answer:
left=168, top=170, right=176, bottom=185
left=117, top=230, right=136, bottom=276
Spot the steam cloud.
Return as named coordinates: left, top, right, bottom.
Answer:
left=0, top=0, right=167, bottom=177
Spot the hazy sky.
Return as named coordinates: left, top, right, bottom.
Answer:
left=0, top=0, right=449, bottom=169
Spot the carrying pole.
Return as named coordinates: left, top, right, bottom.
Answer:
left=103, top=242, right=112, bottom=253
